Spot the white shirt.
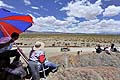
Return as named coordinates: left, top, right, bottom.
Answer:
left=0, top=37, right=13, bottom=53
left=29, top=50, right=48, bottom=64
left=105, top=47, right=111, bottom=51
left=29, top=50, right=45, bottom=61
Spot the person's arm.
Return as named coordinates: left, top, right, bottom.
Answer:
left=0, top=39, right=14, bottom=49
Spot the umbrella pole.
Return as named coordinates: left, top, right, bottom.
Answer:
left=0, top=24, right=29, bottom=64
left=15, top=43, right=29, bottom=64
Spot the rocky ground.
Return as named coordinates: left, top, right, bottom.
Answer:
left=48, top=51, right=120, bottom=80
left=1, top=50, right=120, bottom=80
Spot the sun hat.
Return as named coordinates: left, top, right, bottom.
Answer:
left=33, top=41, right=45, bottom=50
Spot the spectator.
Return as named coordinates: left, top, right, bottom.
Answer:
left=29, top=41, right=58, bottom=80
left=95, top=44, right=103, bottom=53
left=0, top=32, right=20, bottom=68
left=110, top=43, right=117, bottom=52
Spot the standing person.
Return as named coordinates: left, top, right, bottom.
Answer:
left=29, top=41, right=58, bottom=80
left=0, top=32, right=20, bottom=68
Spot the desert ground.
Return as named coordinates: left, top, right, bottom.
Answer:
left=16, top=47, right=96, bottom=58
left=15, top=33, right=120, bottom=58
left=12, top=33, right=120, bottom=80
left=17, top=33, right=120, bottom=48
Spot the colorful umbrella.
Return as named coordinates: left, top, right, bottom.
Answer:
left=0, top=8, right=33, bottom=64
left=0, top=8, right=33, bottom=38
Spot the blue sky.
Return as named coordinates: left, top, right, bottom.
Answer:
left=0, top=0, right=120, bottom=34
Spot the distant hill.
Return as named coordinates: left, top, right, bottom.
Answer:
left=25, top=30, right=64, bottom=34
left=26, top=30, right=120, bottom=35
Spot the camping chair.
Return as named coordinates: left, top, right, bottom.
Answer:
left=38, top=55, right=50, bottom=79
left=39, top=63, right=49, bottom=79
left=29, top=55, right=50, bottom=80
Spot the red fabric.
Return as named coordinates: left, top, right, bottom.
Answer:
left=39, top=55, right=45, bottom=63
left=0, top=16, right=33, bottom=23
left=0, top=22, right=21, bottom=37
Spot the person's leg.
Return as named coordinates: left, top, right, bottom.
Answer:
left=29, top=61, right=40, bottom=80
left=45, top=61, right=58, bottom=73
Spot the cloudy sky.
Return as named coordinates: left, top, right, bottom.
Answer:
left=0, top=0, right=120, bottom=34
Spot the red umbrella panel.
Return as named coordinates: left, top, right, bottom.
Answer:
left=0, top=8, right=33, bottom=38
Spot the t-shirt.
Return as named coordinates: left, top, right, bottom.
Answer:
left=0, top=37, right=13, bottom=53
left=29, top=50, right=48, bottom=64
left=29, top=50, right=45, bottom=61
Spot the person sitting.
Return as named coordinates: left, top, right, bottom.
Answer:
left=95, top=44, right=103, bottom=53
left=104, top=46, right=111, bottom=55
left=110, top=43, right=118, bottom=52
left=104, top=43, right=119, bottom=55
left=0, top=32, right=20, bottom=68
left=28, top=41, right=58, bottom=80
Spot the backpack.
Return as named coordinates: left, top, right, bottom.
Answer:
left=38, top=55, right=46, bottom=63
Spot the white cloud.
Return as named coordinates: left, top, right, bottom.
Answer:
left=28, top=0, right=120, bottom=34
left=95, top=0, right=102, bottom=6
left=33, top=16, right=61, bottom=27
left=60, top=0, right=103, bottom=20
left=55, top=28, right=64, bottom=32
left=76, top=19, right=120, bottom=33
left=28, top=15, right=120, bottom=34
left=97, top=19, right=120, bottom=33
left=64, top=17, right=79, bottom=23
left=103, top=5, right=120, bottom=17
left=28, top=16, right=79, bottom=33
left=24, top=0, right=31, bottom=5
left=74, top=19, right=100, bottom=33
left=0, top=1, right=14, bottom=9
left=31, top=6, right=39, bottom=10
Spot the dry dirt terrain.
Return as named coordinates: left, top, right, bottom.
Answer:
left=48, top=51, right=120, bottom=80
left=17, top=33, right=120, bottom=48
left=1, top=33, right=120, bottom=80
